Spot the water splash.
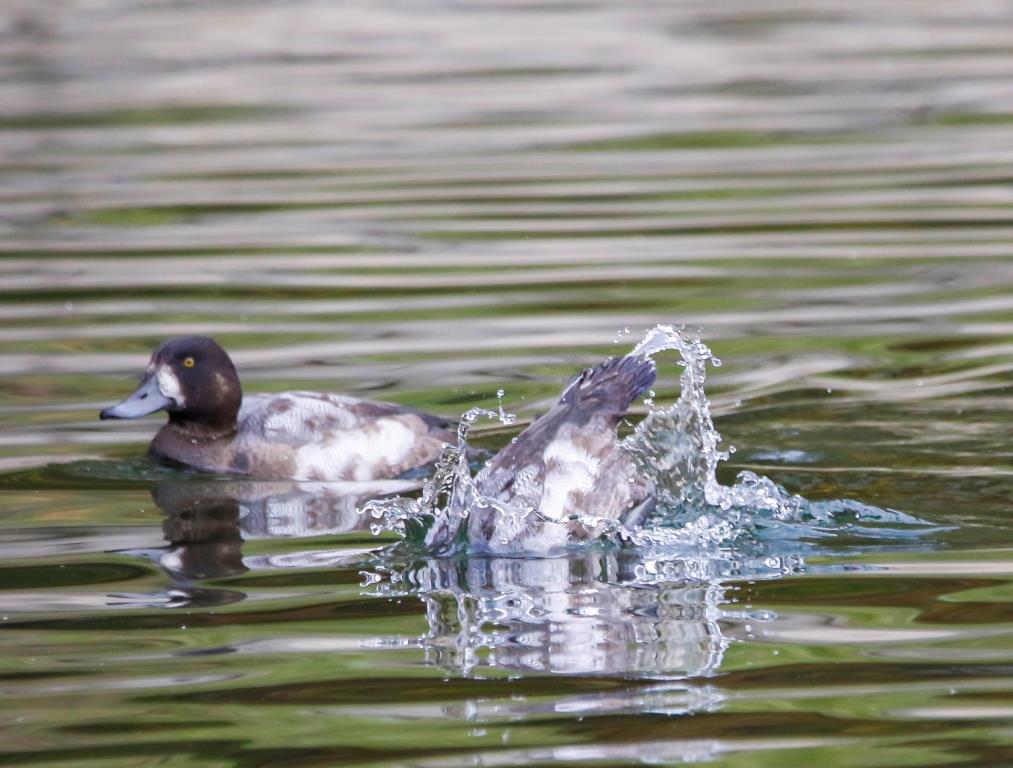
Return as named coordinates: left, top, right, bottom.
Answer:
left=623, top=325, right=806, bottom=545
left=364, top=551, right=743, bottom=678
left=622, top=324, right=936, bottom=549
left=363, top=324, right=936, bottom=556
left=361, top=405, right=525, bottom=550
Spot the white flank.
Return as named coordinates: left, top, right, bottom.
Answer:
left=261, top=394, right=357, bottom=438
left=539, top=437, right=600, bottom=521
left=294, top=418, right=417, bottom=481
left=260, top=397, right=303, bottom=435
left=156, top=366, right=185, bottom=406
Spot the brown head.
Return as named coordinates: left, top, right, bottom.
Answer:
left=100, top=336, right=243, bottom=438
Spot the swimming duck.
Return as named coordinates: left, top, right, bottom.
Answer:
left=427, top=354, right=657, bottom=554
left=100, top=336, right=454, bottom=481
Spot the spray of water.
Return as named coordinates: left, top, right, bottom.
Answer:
left=362, top=407, right=506, bottom=544
left=622, top=325, right=804, bottom=547
left=362, top=324, right=933, bottom=555
left=355, top=324, right=941, bottom=682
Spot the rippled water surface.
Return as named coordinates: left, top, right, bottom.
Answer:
left=2, top=1, right=1013, bottom=766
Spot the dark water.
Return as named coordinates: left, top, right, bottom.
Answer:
left=2, top=1, right=1013, bottom=765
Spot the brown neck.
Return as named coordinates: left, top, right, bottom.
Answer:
left=150, top=422, right=236, bottom=475
left=166, top=414, right=238, bottom=442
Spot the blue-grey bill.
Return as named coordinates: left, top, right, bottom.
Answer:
left=100, top=376, right=172, bottom=420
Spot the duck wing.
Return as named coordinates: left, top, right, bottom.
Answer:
left=467, top=356, right=656, bottom=549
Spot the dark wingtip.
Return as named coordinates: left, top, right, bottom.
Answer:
left=99, top=408, right=114, bottom=420
left=563, top=354, right=657, bottom=413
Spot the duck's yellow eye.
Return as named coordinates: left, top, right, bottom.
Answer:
left=183, top=357, right=195, bottom=368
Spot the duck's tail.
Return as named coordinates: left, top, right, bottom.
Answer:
left=560, top=354, right=656, bottom=417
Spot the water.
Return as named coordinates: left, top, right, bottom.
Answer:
left=2, top=0, right=1013, bottom=765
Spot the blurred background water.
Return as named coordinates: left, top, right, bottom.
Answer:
left=1, top=1, right=1012, bottom=766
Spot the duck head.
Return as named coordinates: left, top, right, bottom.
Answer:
left=101, top=336, right=242, bottom=437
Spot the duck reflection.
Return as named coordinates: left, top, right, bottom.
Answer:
left=146, top=478, right=419, bottom=579
left=144, top=481, right=792, bottom=681
left=371, top=550, right=791, bottom=678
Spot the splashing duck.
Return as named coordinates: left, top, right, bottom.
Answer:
left=427, top=354, right=657, bottom=554
left=100, top=336, right=454, bottom=481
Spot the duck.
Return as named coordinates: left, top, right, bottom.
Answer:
left=100, top=336, right=454, bottom=481
left=426, top=354, right=657, bottom=554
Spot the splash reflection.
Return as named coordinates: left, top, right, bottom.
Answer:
left=366, top=550, right=786, bottom=679
left=144, top=478, right=794, bottom=682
